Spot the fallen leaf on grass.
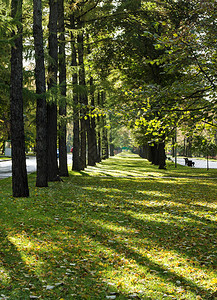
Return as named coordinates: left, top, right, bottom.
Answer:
left=128, top=294, right=141, bottom=299
left=45, top=285, right=55, bottom=290
left=106, top=292, right=119, bottom=299
left=0, top=295, right=9, bottom=300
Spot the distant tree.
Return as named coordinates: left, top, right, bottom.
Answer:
left=10, top=0, right=29, bottom=197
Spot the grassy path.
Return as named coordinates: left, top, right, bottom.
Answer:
left=0, top=152, right=217, bottom=299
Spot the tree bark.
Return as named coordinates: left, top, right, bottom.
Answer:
left=10, top=0, right=29, bottom=197
left=96, top=91, right=101, bottom=162
left=109, top=116, right=114, bottom=157
left=88, top=77, right=97, bottom=165
left=147, top=144, right=152, bottom=162
left=101, top=92, right=109, bottom=160
left=58, top=0, right=68, bottom=177
left=110, top=144, right=114, bottom=156
left=33, top=0, right=48, bottom=187
left=102, top=123, right=109, bottom=159
left=77, top=27, right=87, bottom=169
left=153, top=143, right=159, bottom=165
left=158, top=142, right=166, bottom=169
left=70, top=13, right=81, bottom=171
left=47, top=0, right=59, bottom=181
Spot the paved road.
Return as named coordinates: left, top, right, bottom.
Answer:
left=170, top=157, right=217, bottom=169
left=0, top=154, right=73, bottom=180
left=0, top=156, right=37, bottom=179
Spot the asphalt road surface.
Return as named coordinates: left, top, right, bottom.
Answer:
left=0, top=154, right=73, bottom=180
left=170, top=157, right=217, bottom=169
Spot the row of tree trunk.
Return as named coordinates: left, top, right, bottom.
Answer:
left=139, top=142, right=166, bottom=169
left=10, top=0, right=110, bottom=197
left=70, top=13, right=109, bottom=171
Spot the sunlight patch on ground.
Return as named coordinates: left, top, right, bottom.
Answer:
left=85, top=165, right=165, bottom=178
left=140, top=190, right=171, bottom=198
left=1, top=152, right=217, bottom=299
left=0, top=266, right=11, bottom=285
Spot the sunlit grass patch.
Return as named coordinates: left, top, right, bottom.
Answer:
left=0, top=152, right=217, bottom=299
left=84, top=152, right=217, bottom=178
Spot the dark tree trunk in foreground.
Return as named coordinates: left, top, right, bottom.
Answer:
left=58, top=0, right=68, bottom=177
left=47, top=0, right=59, bottom=181
left=70, top=14, right=81, bottom=171
left=33, top=0, right=48, bottom=187
left=10, top=0, right=29, bottom=197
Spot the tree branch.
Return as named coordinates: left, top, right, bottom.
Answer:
left=184, top=42, right=216, bottom=89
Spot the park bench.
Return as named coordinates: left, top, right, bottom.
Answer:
left=184, top=157, right=195, bottom=167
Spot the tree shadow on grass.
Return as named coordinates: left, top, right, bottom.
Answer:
left=1, top=164, right=216, bottom=299
left=68, top=216, right=213, bottom=299
left=65, top=175, right=217, bottom=284
left=0, top=229, right=44, bottom=299
left=82, top=191, right=216, bottom=266
left=0, top=206, right=153, bottom=299
left=0, top=224, right=128, bottom=299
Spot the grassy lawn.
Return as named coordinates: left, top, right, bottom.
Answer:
left=0, top=152, right=217, bottom=299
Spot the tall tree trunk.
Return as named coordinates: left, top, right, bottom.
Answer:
left=139, top=145, right=146, bottom=158
left=102, top=122, right=109, bottom=159
left=109, top=116, right=114, bottom=157
left=101, top=91, right=109, bottom=160
left=172, top=135, right=175, bottom=157
left=88, top=77, right=97, bottom=165
left=158, top=142, right=166, bottom=169
left=47, top=0, right=59, bottom=181
left=110, top=144, right=114, bottom=156
left=147, top=144, right=152, bottom=161
left=153, top=143, right=159, bottom=165
left=33, top=0, right=48, bottom=187
left=149, top=143, right=158, bottom=165
left=77, top=28, right=87, bottom=170
left=10, top=0, right=29, bottom=197
left=96, top=91, right=101, bottom=162
left=70, top=14, right=81, bottom=171
left=58, top=0, right=68, bottom=177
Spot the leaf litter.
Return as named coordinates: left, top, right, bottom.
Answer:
left=0, top=153, right=217, bottom=299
